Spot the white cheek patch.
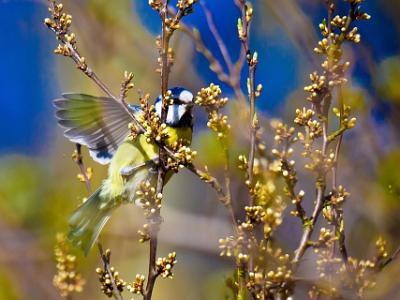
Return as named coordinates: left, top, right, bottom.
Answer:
left=179, top=90, right=193, bottom=104
left=155, top=100, right=162, bottom=117
left=166, top=104, right=185, bottom=125
left=155, top=101, right=186, bottom=125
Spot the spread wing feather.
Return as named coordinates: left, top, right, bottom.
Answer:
left=54, top=93, right=141, bottom=164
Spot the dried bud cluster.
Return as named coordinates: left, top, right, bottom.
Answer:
left=53, top=233, right=86, bottom=298
left=148, top=0, right=162, bottom=11
left=72, top=148, right=94, bottom=184
left=269, top=121, right=308, bottom=222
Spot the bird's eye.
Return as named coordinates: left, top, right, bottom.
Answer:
left=173, top=98, right=184, bottom=105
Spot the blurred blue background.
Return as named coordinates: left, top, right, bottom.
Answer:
left=2, top=0, right=399, bottom=156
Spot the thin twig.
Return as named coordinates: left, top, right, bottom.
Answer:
left=143, top=2, right=170, bottom=298
left=73, top=142, right=123, bottom=299
left=170, top=6, right=246, bottom=102
left=292, top=2, right=357, bottom=269
left=222, top=146, right=238, bottom=229
left=332, top=87, right=351, bottom=271
left=46, top=1, right=231, bottom=209
left=380, top=244, right=400, bottom=270
left=235, top=0, right=258, bottom=297
left=144, top=1, right=195, bottom=298
left=74, top=142, right=123, bottom=300
left=98, top=244, right=124, bottom=300
left=74, top=143, right=92, bottom=194
left=235, top=0, right=258, bottom=204
left=200, top=2, right=235, bottom=74
left=177, top=21, right=231, bottom=85
left=292, top=181, right=326, bottom=267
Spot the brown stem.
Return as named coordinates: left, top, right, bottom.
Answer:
left=221, top=143, right=239, bottom=232
left=235, top=0, right=258, bottom=294
left=98, top=244, right=124, bottom=300
left=48, top=2, right=235, bottom=206
left=143, top=3, right=170, bottom=299
left=292, top=181, right=326, bottom=267
left=143, top=230, right=160, bottom=300
left=380, top=244, right=400, bottom=270
left=293, top=110, right=329, bottom=267
left=74, top=143, right=92, bottom=194
left=282, top=138, right=307, bottom=224
left=331, top=88, right=352, bottom=271
left=235, top=0, right=258, bottom=202
left=292, top=1, right=358, bottom=270
left=74, top=142, right=122, bottom=300
left=200, top=3, right=235, bottom=74
left=144, top=0, right=196, bottom=297
left=170, top=6, right=246, bottom=102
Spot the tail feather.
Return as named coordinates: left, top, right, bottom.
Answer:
left=68, top=188, right=112, bottom=255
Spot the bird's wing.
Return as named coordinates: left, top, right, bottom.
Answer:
left=54, top=93, right=142, bottom=164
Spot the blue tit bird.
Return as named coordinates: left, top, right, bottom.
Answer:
left=54, top=87, right=194, bottom=255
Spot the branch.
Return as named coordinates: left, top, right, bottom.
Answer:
left=380, top=244, right=400, bottom=270
left=200, top=2, right=235, bottom=74
left=292, top=181, right=326, bottom=266
left=73, top=131, right=123, bottom=300
left=73, top=143, right=92, bottom=194
left=235, top=0, right=259, bottom=296
left=177, top=21, right=231, bottom=85
left=98, top=244, right=124, bottom=300
left=46, top=1, right=231, bottom=210
left=292, top=1, right=359, bottom=269
left=331, top=87, right=351, bottom=271
left=144, top=2, right=197, bottom=299
left=169, top=6, right=246, bottom=102
left=143, top=2, right=170, bottom=298
left=235, top=0, right=259, bottom=204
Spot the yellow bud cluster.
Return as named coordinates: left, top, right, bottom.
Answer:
left=177, top=0, right=197, bottom=10
left=127, top=274, right=146, bottom=295
left=136, top=181, right=163, bottom=219
left=138, top=94, right=169, bottom=144
left=53, top=233, right=86, bottom=297
left=76, top=167, right=93, bottom=183
left=195, top=83, right=228, bottom=108
left=156, top=252, right=177, bottom=278
left=96, top=265, right=126, bottom=297
left=168, top=143, right=197, bottom=171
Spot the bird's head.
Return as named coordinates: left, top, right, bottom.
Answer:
left=154, top=87, right=194, bottom=128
